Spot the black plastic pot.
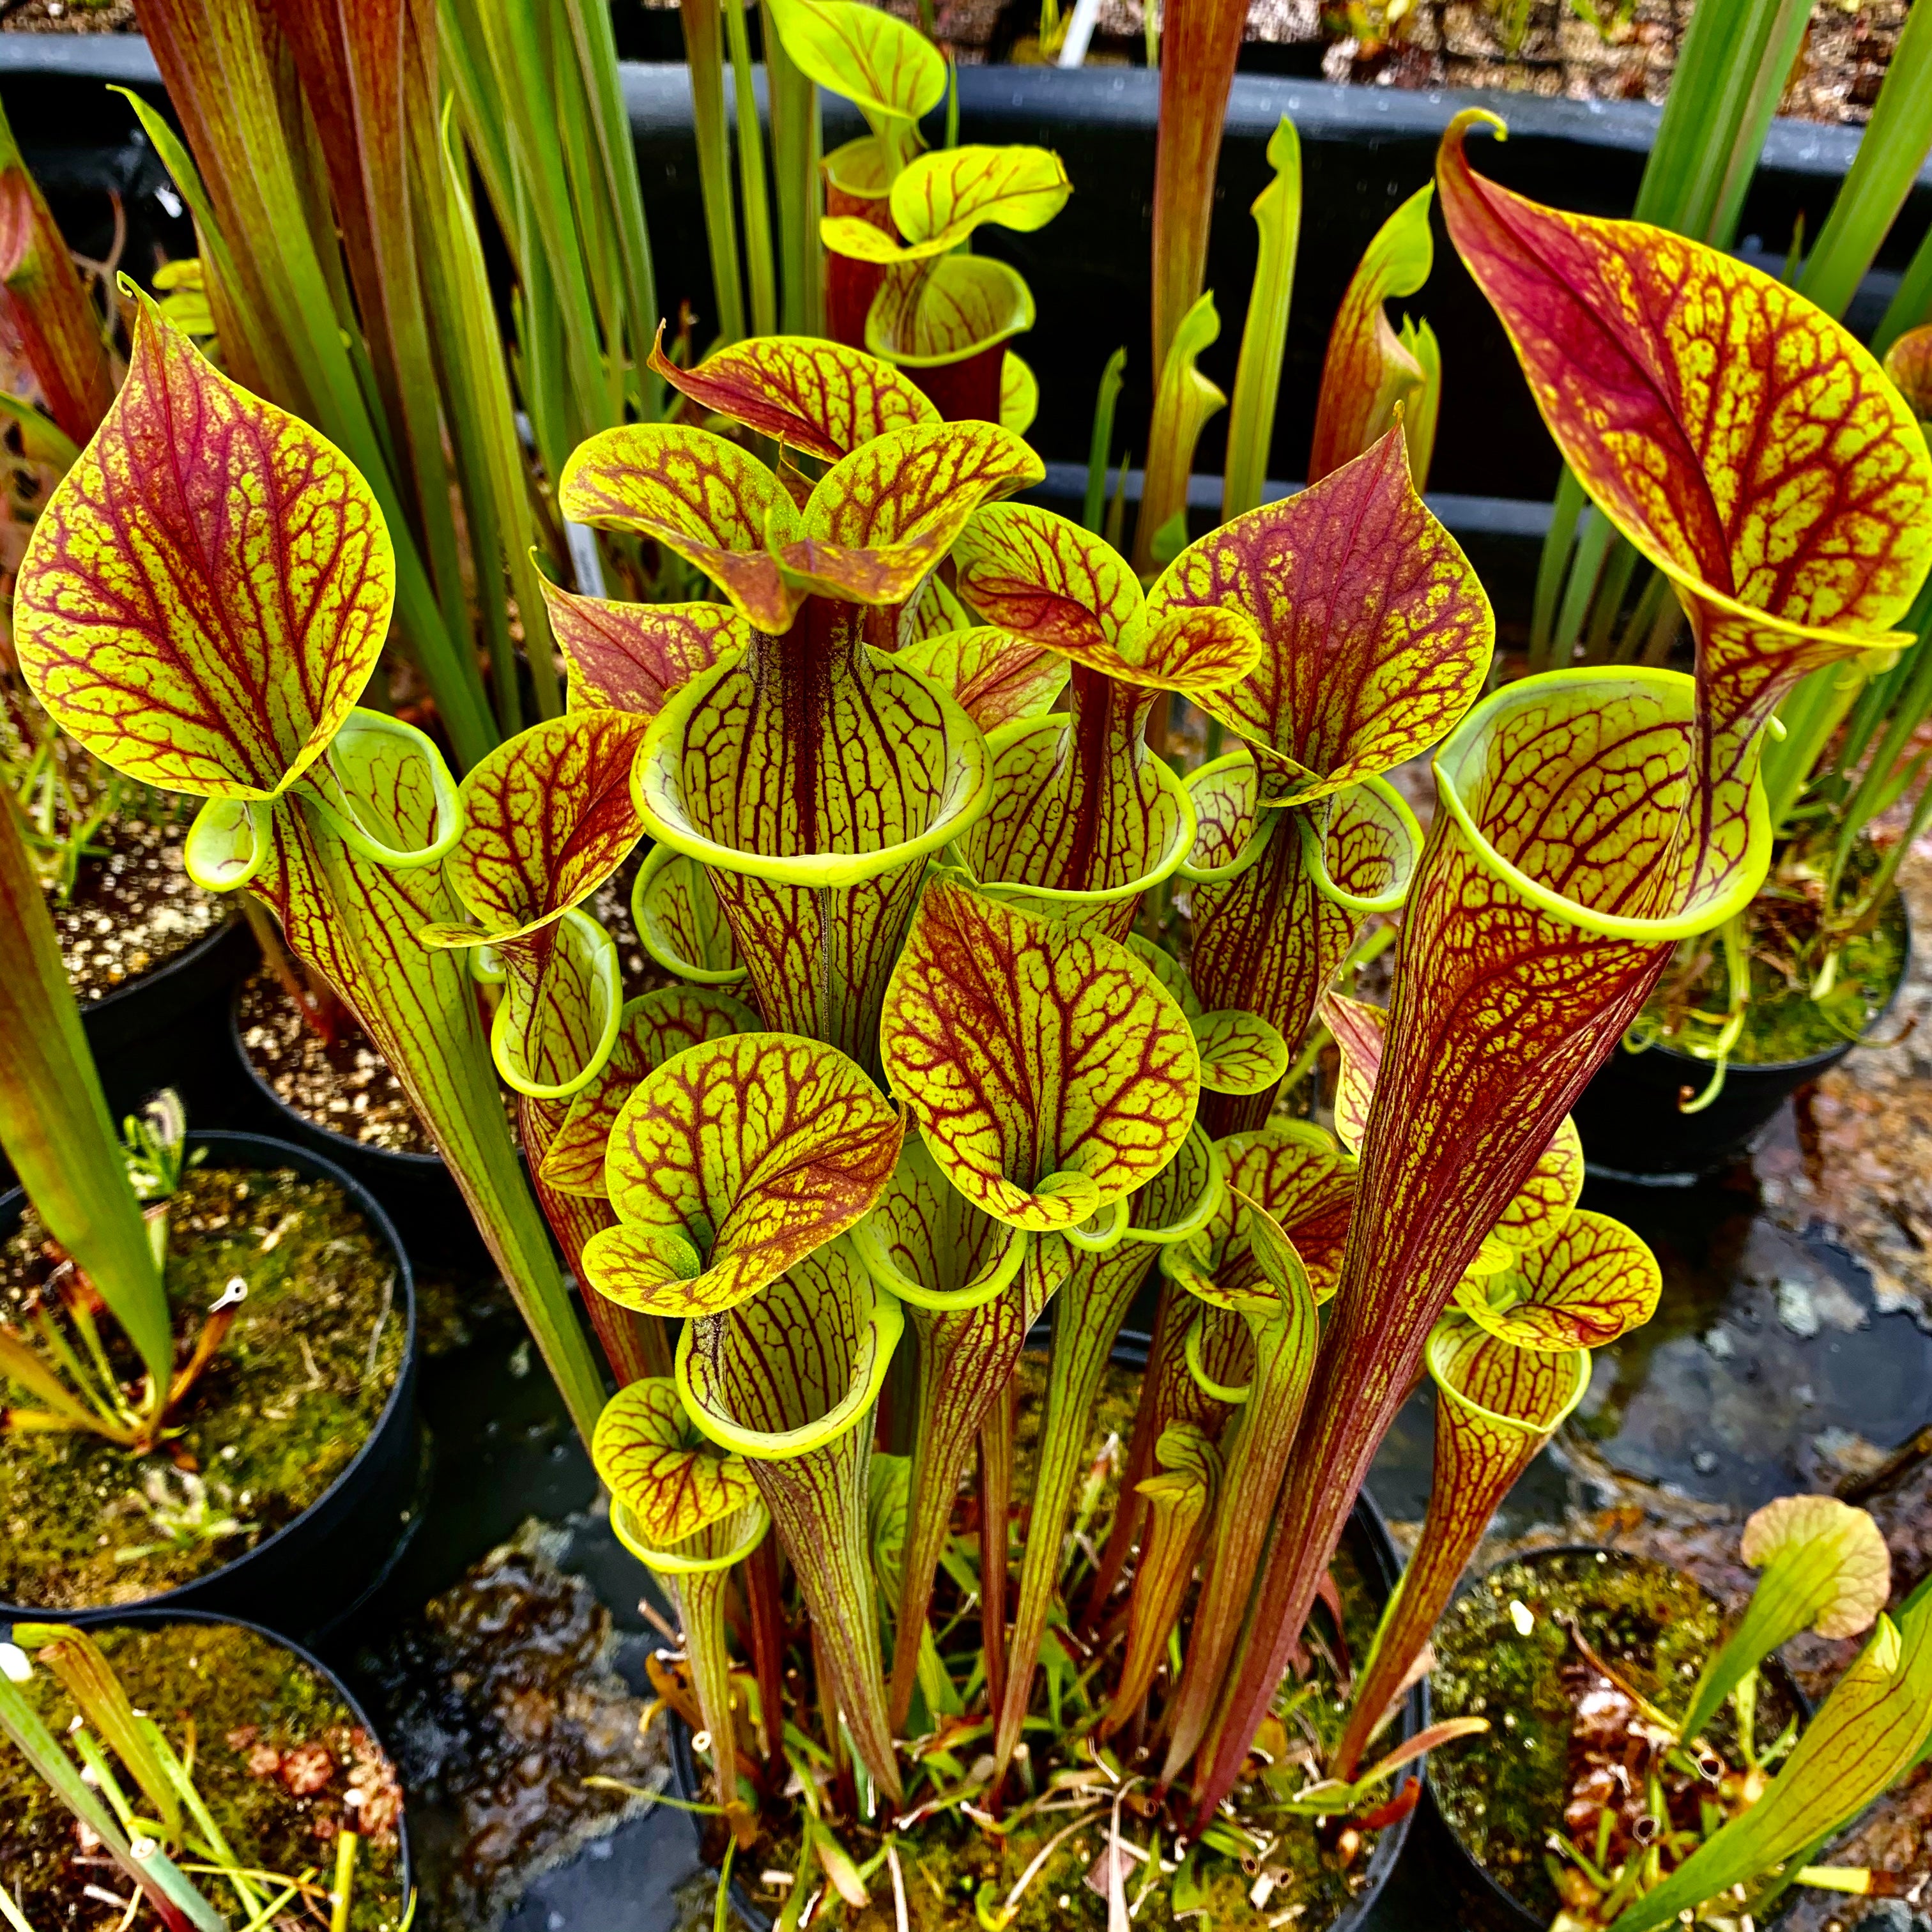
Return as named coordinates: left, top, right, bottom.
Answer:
left=670, top=1491, right=1423, bottom=1932
left=226, top=983, right=487, bottom=1269
left=1422, top=1545, right=1810, bottom=1932
left=1573, top=900, right=1914, bottom=1181
left=0, top=1130, right=422, bottom=1644
left=0, top=1605, right=415, bottom=1905
left=78, top=914, right=259, bottom=1128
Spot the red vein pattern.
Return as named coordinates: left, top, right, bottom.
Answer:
left=648, top=326, right=939, bottom=460
left=881, top=878, right=1200, bottom=1229
left=1151, top=429, right=1492, bottom=803
left=593, top=1377, right=762, bottom=1546
left=16, top=304, right=392, bottom=797
left=542, top=579, right=749, bottom=717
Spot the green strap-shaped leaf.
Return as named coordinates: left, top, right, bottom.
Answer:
left=1332, top=1314, right=1589, bottom=1777
left=1441, top=110, right=1932, bottom=912
left=1673, top=1493, right=1891, bottom=1747
left=953, top=502, right=1262, bottom=695
left=867, top=254, right=1036, bottom=372
left=542, top=578, right=751, bottom=717
left=992, top=1130, right=1221, bottom=1773
left=1608, top=1589, right=1932, bottom=1932
left=423, top=709, right=651, bottom=947
left=1101, top=1423, right=1220, bottom=1738
left=678, top=1243, right=907, bottom=1801
left=886, top=1231, right=1069, bottom=1731
left=1161, top=1195, right=1321, bottom=1783
left=634, top=604, right=992, bottom=1064
left=584, top=1031, right=904, bottom=1318
left=542, top=988, right=761, bottom=1195
left=823, top=145, right=1071, bottom=265
left=647, top=326, right=938, bottom=461
left=1149, top=427, right=1492, bottom=804
left=1307, top=183, right=1434, bottom=486
left=762, top=0, right=946, bottom=132
left=1453, top=1206, right=1661, bottom=1351
left=560, top=423, right=804, bottom=632
left=16, top=297, right=392, bottom=799
left=1135, top=289, right=1225, bottom=575
left=881, top=877, right=1200, bottom=1230
left=630, top=845, right=749, bottom=986
left=593, top=1376, right=764, bottom=1546
left=895, top=624, right=1068, bottom=732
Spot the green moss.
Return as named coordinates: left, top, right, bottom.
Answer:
left=1429, top=1552, right=1798, bottom=1924
left=1643, top=863, right=1908, bottom=1067
left=0, top=1163, right=405, bottom=1608
left=0, top=1620, right=406, bottom=1930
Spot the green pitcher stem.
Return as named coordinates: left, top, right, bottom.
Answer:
left=992, top=1241, right=1151, bottom=1774
left=1161, top=1296, right=1317, bottom=1784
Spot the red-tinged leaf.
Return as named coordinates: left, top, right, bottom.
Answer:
left=868, top=254, right=1036, bottom=372
left=423, top=710, right=651, bottom=946
left=1440, top=110, right=1932, bottom=871
left=896, top=624, right=1068, bottom=731
left=1187, top=1010, right=1288, bottom=1098
left=1335, top=1314, right=1589, bottom=1778
left=592, top=1377, right=763, bottom=1547
left=880, top=877, right=1199, bottom=1230
left=1307, top=185, right=1434, bottom=487
left=0, top=124, right=113, bottom=445
left=1885, top=325, right=1932, bottom=421
left=953, top=502, right=1262, bottom=695
left=541, top=988, right=761, bottom=1196
left=583, top=1032, right=904, bottom=1319
left=776, top=419, right=1043, bottom=607
left=678, top=1241, right=906, bottom=1801
left=558, top=423, right=805, bottom=633
left=486, top=908, right=625, bottom=1102
left=15, top=300, right=392, bottom=799
left=630, top=847, right=749, bottom=986
left=634, top=599, right=992, bottom=1065
left=1149, top=428, right=1493, bottom=801
left=1326, top=986, right=1584, bottom=1268
left=542, top=579, right=750, bottom=718
left=1455, top=1206, right=1660, bottom=1350
left=954, top=670, right=1193, bottom=935
left=647, top=325, right=939, bottom=461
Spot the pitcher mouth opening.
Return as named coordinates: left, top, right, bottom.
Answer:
left=1432, top=666, right=1772, bottom=946
left=632, top=648, right=994, bottom=891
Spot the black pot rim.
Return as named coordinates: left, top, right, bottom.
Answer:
left=228, top=979, right=447, bottom=1174
left=1623, top=883, right=1915, bottom=1083
left=1425, top=1542, right=1812, bottom=1931
left=668, top=1489, right=1421, bottom=1932
left=0, top=1602, right=416, bottom=1903
left=0, top=1128, right=419, bottom=1620
left=79, top=909, right=245, bottom=1021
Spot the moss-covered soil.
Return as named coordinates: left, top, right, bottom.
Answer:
left=0, top=1619, right=407, bottom=1930
left=681, top=1358, right=1400, bottom=1932
left=0, top=1162, right=405, bottom=1608
left=1644, top=861, right=1909, bottom=1066
left=1430, top=1551, right=1800, bottom=1926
